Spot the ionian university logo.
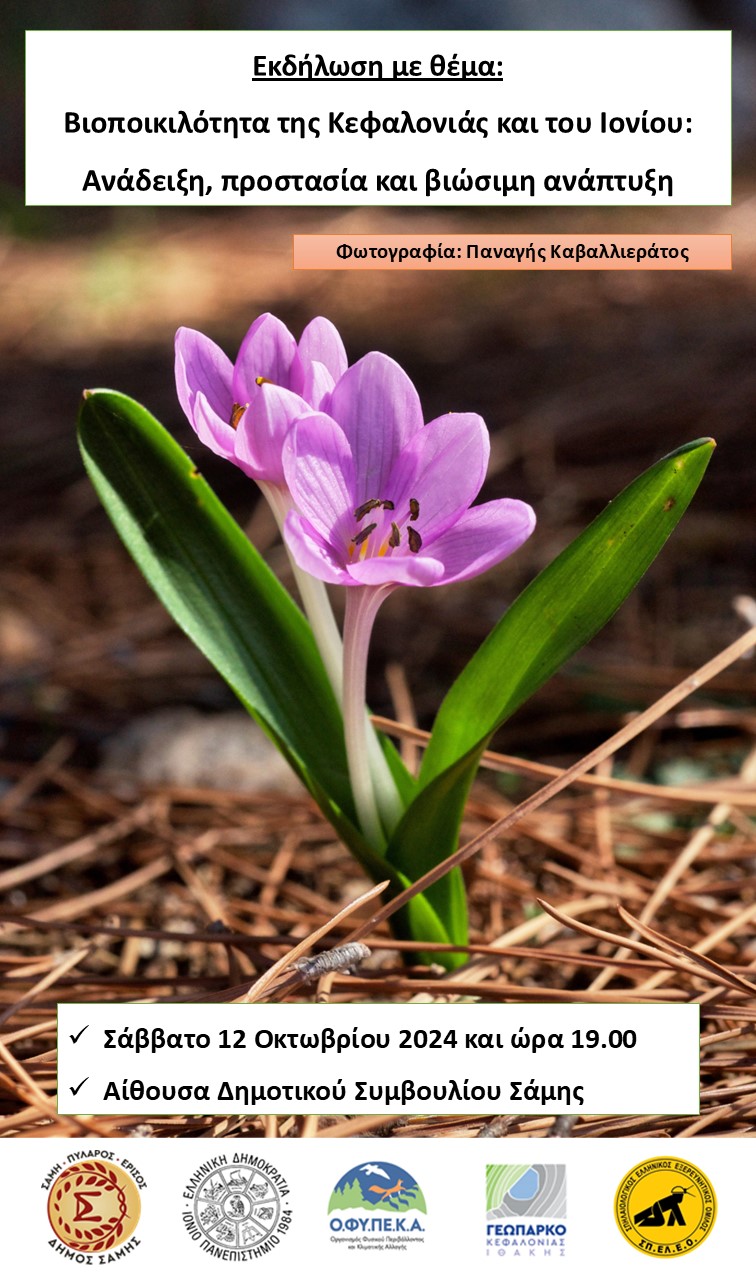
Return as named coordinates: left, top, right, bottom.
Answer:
left=614, top=1157, right=716, bottom=1257
left=45, top=1156, right=143, bottom=1260
left=328, top=1160, right=427, bottom=1251
left=486, top=1165, right=567, bottom=1259
left=182, top=1153, right=292, bottom=1260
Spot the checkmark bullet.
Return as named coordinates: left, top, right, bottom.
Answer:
left=70, top=1078, right=89, bottom=1096
left=70, top=1025, right=88, bottom=1044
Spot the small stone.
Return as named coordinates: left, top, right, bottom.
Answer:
left=98, top=707, right=304, bottom=794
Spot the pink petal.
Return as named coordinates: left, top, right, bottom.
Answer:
left=175, top=326, right=233, bottom=426
left=428, top=500, right=536, bottom=585
left=327, top=353, right=424, bottom=499
left=347, top=554, right=445, bottom=588
left=233, top=384, right=311, bottom=484
left=385, top=413, right=490, bottom=541
left=232, top=313, right=297, bottom=401
left=291, top=317, right=348, bottom=392
left=282, top=413, right=356, bottom=545
left=192, top=391, right=240, bottom=464
left=297, top=360, right=336, bottom=411
left=284, top=511, right=353, bottom=586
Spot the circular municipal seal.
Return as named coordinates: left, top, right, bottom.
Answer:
left=47, top=1159, right=141, bottom=1253
left=183, top=1158, right=292, bottom=1258
left=614, top=1157, right=716, bottom=1258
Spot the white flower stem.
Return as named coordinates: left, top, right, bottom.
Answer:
left=290, top=561, right=345, bottom=699
left=261, top=483, right=344, bottom=698
left=260, top=483, right=403, bottom=840
left=343, top=585, right=394, bottom=848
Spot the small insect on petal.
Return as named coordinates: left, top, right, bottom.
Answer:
left=352, top=522, right=377, bottom=547
left=354, top=498, right=382, bottom=521
left=388, top=522, right=401, bottom=547
left=229, top=403, right=248, bottom=429
left=409, top=498, right=420, bottom=521
left=407, top=526, right=423, bottom=553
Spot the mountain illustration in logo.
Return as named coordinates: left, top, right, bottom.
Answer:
left=328, top=1162, right=427, bottom=1214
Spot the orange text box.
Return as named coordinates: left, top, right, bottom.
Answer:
left=293, top=234, right=731, bottom=271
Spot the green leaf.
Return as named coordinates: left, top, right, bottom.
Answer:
left=78, top=390, right=455, bottom=956
left=386, top=439, right=715, bottom=963
left=78, top=389, right=356, bottom=821
left=423, top=438, right=715, bottom=782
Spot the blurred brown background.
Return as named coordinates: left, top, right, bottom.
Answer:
left=1, top=1, right=754, bottom=772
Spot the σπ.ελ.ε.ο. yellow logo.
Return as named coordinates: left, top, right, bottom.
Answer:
left=614, top=1157, right=716, bottom=1257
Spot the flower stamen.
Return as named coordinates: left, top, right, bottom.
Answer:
left=354, top=498, right=383, bottom=521
left=407, top=526, right=423, bottom=553
left=353, top=497, right=396, bottom=521
left=388, top=522, right=401, bottom=548
left=409, top=497, right=420, bottom=521
left=229, top=402, right=248, bottom=429
left=351, top=522, right=377, bottom=547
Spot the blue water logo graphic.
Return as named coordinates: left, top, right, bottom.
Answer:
left=486, top=1165, right=567, bottom=1260
left=487, top=1164, right=566, bottom=1219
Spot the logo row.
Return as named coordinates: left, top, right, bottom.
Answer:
left=43, top=1152, right=717, bottom=1264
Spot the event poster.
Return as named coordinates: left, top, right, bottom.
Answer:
left=2, top=6, right=753, bottom=1275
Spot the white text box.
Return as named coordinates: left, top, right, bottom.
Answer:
left=27, top=31, right=731, bottom=206
left=57, top=1002, right=699, bottom=1116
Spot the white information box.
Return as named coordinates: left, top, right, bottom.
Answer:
left=26, top=30, right=731, bottom=206
left=57, top=1001, right=699, bottom=1116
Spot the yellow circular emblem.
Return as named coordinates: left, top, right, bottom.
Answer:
left=614, top=1157, right=716, bottom=1257
left=47, top=1159, right=141, bottom=1253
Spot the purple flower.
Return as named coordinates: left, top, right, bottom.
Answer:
left=174, top=313, right=347, bottom=486
left=282, top=352, right=535, bottom=590
left=281, top=351, right=535, bottom=847
left=174, top=318, right=534, bottom=847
